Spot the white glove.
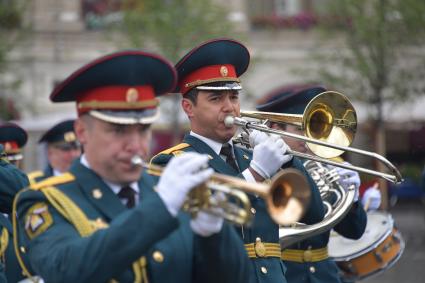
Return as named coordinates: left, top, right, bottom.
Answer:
left=362, top=184, right=381, bottom=211
left=249, top=129, right=269, bottom=147
left=190, top=192, right=226, bottom=237
left=335, top=164, right=360, bottom=202
left=157, top=153, right=214, bottom=217
left=250, top=135, right=292, bottom=179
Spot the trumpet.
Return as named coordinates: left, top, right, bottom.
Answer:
left=131, top=156, right=311, bottom=226
left=225, top=91, right=402, bottom=184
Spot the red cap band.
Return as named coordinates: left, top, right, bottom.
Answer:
left=76, top=85, right=158, bottom=115
left=179, top=64, right=239, bottom=94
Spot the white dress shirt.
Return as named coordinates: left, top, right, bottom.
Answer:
left=189, top=131, right=256, bottom=183
left=80, top=154, right=140, bottom=205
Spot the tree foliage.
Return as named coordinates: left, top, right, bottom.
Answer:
left=0, top=0, right=25, bottom=73
left=309, top=0, right=425, bottom=207
left=314, top=0, right=425, bottom=121
left=117, top=0, right=236, bottom=61
left=110, top=0, right=238, bottom=143
left=0, top=0, right=28, bottom=120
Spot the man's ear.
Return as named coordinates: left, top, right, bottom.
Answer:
left=181, top=98, right=194, bottom=118
left=74, top=118, right=87, bottom=145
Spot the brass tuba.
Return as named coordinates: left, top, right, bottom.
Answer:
left=131, top=156, right=311, bottom=226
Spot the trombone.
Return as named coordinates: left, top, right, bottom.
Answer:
left=131, top=156, right=311, bottom=226
left=225, top=91, right=403, bottom=184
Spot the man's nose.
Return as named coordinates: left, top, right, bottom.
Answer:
left=222, top=96, right=234, bottom=111
left=126, top=132, right=143, bottom=152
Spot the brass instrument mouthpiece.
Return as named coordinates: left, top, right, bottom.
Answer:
left=224, top=116, right=235, bottom=128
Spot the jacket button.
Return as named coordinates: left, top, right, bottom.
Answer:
left=261, top=266, right=268, bottom=274
left=309, top=266, right=316, bottom=273
left=152, top=251, right=164, bottom=263
left=251, top=207, right=256, bottom=214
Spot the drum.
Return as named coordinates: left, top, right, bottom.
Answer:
left=328, top=211, right=405, bottom=281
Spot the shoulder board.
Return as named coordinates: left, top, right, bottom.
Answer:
left=156, top=143, right=190, bottom=156
left=27, top=170, right=44, bottom=184
left=30, top=173, right=75, bottom=191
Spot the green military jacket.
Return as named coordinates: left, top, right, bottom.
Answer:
left=27, top=164, right=55, bottom=185
left=14, top=159, right=253, bottom=283
left=0, top=153, right=29, bottom=283
left=151, top=134, right=325, bottom=283
left=0, top=214, right=26, bottom=283
left=0, top=157, right=29, bottom=213
left=0, top=215, right=8, bottom=283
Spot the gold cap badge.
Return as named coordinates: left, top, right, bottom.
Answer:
left=64, top=132, right=76, bottom=142
left=4, top=142, right=11, bottom=151
left=220, top=66, right=228, bottom=77
left=126, top=88, right=139, bottom=102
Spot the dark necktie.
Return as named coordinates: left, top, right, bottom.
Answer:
left=220, top=143, right=239, bottom=172
left=118, top=186, right=136, bottom=208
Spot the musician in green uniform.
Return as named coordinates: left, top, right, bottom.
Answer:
left=256, top=85, right=367, bottom=283
left=13, top=50, right=253, bottom=283
left=0, top=122, right=28, bottom=168
left=28, top=119, right=81, bottom=184
left=151, top=38, right=325, bottom=283
left=0, top=143, right=29, bottom=283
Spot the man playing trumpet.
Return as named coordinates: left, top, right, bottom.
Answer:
left=13, top=50, right=253, bottom=283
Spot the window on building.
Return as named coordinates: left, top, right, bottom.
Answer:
left=82, top=0, right=123, bottom=29
left=248, top=0, right=318, bottom=30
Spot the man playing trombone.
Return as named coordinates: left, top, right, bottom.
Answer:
left=151, top=38, right=325, bottom=283
left=256, top=85, right=369, bottom=283
left=13, top=50, right=254, bottom=283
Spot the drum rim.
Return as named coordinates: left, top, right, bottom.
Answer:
left=342, top=231, right=406, bottom=281
left=329, top=212, right=395, bottom=260
left=331, top=228, right=393, bottom=260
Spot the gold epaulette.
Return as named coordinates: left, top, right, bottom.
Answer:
left=27, top=171, right=44, bottom=185
left=29, top=173, right=75, bottom=191
left=157, top=143, right=190, bottom=155
left=150, top=143, right=191, bottom=164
